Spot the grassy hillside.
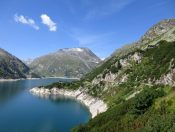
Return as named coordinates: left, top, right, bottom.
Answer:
left=44, top=41, right=175, bottom=132
left=72, top=40, right=175, bottom=131
left=42, top=19, right=175, bottom=131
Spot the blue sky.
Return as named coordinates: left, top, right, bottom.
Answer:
left=0, top=0, right=175, bottom=60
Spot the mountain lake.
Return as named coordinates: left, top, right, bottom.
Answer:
left=0, top=78, right=91, bottom=132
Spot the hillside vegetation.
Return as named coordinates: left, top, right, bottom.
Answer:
left=0, top=48, right=40, bottom=79
left=44, top=19, right=175, bottom=131
left=0, top=48, right=29, bottom=79
left=73, top=40, right=175, bottom=132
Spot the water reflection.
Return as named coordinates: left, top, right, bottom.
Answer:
left=0, top=78, right=75, bottom=105
left=0, top=78, right=90, bottom=132
left=0, top=81, right=25, bottom=104
left=50, top=95, right=78, bottom=104
left=35, top=94, right=81, bottom=105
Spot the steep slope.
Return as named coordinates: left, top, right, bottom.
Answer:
left=29, top=48, right=101, bottom=78
left=30, top=19, right=175, bottom=131
left=0, top=48, right=30, bottom=79
left=71, top=19, right=175, bottom=132
left=110, top=18, right=175, bottom=58
left=83, top=19, right=175, bottom=83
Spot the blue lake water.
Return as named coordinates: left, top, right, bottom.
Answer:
left=0, top=78, right=91, bottom=132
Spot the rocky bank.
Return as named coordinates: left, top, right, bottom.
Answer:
left=29, top=87, right=108, bottom=118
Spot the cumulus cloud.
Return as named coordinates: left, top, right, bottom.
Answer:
left=14, top=14, right=39, bottom=30
left=40, top=14, right=57, bottom=31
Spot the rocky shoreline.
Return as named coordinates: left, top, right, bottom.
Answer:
left=29, top=87, right=108, bottom=118
left=0, top=79, right=21, bottom=82
left=0, top=78, right=41, bottom=82
left=0, top=77, right=79, bottom=82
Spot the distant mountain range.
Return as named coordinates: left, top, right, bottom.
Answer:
left=0, top=46, right=100, bottom=79
left=23, top=58, right=34, bottom=65
left=28, top=48, right=101, bottom=78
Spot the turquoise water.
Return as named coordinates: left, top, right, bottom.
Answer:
left=0, top=78, right=91, bottom=132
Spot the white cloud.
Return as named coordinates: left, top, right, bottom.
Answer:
left=40, top=14, right=57, bottom=32
left=14, top=14, right=39, bottom=30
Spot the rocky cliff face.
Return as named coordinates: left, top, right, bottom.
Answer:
left=156, top=68, right=175, bottom=86
left=0, top=48, right=30, bottom=79
left=29, top=48, right=101, bottom=78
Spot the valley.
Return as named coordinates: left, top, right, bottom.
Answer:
left=0, top=1, right=174, bottom=130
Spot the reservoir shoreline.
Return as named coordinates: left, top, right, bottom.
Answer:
left=30, top=87, right=108, bottom=118
left=0, top=77, right=79, bottom=82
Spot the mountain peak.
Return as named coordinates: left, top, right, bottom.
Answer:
left=29, top=47, right=101, bottom=78
left=140, top=18, right=175, bottom=43
left=59, top=48, right=87, bottom=52
left=110, top=18, right=175, bottom=60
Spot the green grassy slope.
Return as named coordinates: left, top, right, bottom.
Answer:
left=72, top=40, right=175, bottom=132
left=42, top=19, right=175, bottom=131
